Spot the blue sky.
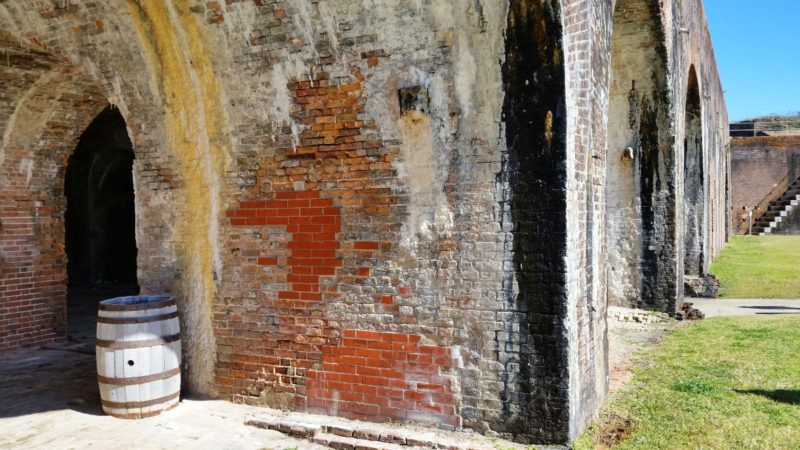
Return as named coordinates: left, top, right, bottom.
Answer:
left=704, top=0, right=800, bottom=121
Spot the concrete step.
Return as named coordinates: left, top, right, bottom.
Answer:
left=785, top=189, right=800, bottom=197
left=762, top=210, right=787, bottom=219
left=772, top=199, right=796, bottom=208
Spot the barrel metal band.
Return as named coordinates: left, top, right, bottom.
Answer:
left=101, top=391, right=180, bottom=409
left=99, top=298, right=176, bottom=312
left=97, top=311, right=178, bottom=324
left=97, top=367, right=180, bottom=386
left=106, top=403, right=178, bottom=419
left=96, top=334, right=180, bottom=349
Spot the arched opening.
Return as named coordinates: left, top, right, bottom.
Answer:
left=65, top=106, right=138, bottom=341
left=683, top=67, right=704, bottom=277
left=606, top=0, right=673, bottom=309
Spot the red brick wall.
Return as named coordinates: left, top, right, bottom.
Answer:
left=306, top=330, right=459, bottom=427
left=731, top=136, right=800, bottom=232
left=215, top=70, right=413, bottom=416
left=0, top=62, right=105, bottom=350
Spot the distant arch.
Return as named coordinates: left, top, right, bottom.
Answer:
left=606, top=0, right=675, bottom=310
left=683, top=65, right=705, bottom=277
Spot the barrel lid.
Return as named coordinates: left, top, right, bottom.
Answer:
left=99, top=295, right=175, bottom=311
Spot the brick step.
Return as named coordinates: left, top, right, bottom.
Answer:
left=311, top=433, right=405, bottom=450
left=245, top=418, right=503, bottom=450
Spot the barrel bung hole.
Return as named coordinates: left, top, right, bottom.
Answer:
left=127, top=360, right=135, bottom=366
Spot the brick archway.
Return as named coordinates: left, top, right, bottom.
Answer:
left=684, top=66, right=705, bottom=277
left=0, top=39, right=108, bottom=349
left=606, top=0, right=677, bottom=311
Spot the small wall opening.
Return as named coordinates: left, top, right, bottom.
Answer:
left=684, top=67, right=704, bottom=277
left=65, top=106, right=138, bottom=340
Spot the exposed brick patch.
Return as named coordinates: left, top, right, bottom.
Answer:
left=227, top=190, right=342, bottom=303
left=306, top=330, right=460, bottom=427
left=215, top=71, right=396, bottom=408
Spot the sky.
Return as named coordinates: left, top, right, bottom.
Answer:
left=704, top=0, right=800, bottom=122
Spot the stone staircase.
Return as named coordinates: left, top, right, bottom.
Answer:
left=752, top=177, right=800, bottom=235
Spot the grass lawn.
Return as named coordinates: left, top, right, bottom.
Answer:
left=575, top=316, right=800, bottom=449
left=709, top=235, right=800, bottom=298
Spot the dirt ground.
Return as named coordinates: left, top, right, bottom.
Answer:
left=605, top=308, right=682, bottom=393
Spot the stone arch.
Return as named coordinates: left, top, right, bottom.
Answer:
left=606, top=0, right=675, bottom=310
left=683, top=65, right=705, bottom=277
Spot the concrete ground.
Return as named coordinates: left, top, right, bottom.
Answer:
left=6, top=299, right=770, bottom=449
left=0, top=340, right=527, bottom=450
left=0, top=344, right=325, bottom=450
left=688, top=298, right=800, bottom=317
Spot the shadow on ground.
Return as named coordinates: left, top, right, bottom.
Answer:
left=735, top=389, right=800, bottom=405
left=0, top=346, right=103, bottom=418
left=0, top=286, right=139, bottom=419
left=739, top=306, right=800, bottom=311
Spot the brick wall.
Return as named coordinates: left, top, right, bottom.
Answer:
left=731, top=136, right=800, bottom=233
left=0, top=0, right=729, bottom=445
left=0, top=36, right=105, bottom=349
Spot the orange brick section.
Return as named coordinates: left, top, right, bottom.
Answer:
left=227, top=190, right=342, bottom=303
left=215, top=70, right=400, bottom=410
left=306, top=330, right=461, bottom=427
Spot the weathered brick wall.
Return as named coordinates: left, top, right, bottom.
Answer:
left=665, top=0, right=730, bottom=297
left=0, top=34, right=105, bottom=349
left=0, top=0, right=729, bottom=445
left=730, top=136, right=800, bottom=233
left=562, top=0, right=612, bottom=436
left=605, top=0, right=730, bottom=310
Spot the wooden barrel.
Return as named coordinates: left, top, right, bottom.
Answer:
left=96, top=295, right=181, bottom=419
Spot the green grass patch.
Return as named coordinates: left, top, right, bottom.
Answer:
left=710, top=235, right=800, bottom=298
left=575, top=316, right=800, bottom=449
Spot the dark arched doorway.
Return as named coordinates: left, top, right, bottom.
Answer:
left=65, top=105, right=138, bottom=341
left=684, top=67, right=705, bottom=277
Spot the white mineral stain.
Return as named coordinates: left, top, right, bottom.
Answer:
left=397, top=109, right=453, bottom=246
left=295, top=0, right=318, bottom=58
left=19, top=158, right=34, bottom=186
left=317, top=1, right=340, bottom=58
left=455, top=34, right=477, bottom=119
left=0, top=70, right=65, bottom=171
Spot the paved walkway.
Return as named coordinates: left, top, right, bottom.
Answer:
left=688, top=298, right=800, bottom=317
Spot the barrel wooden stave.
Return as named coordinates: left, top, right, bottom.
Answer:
left=96, top=296, right=181, bottom=419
